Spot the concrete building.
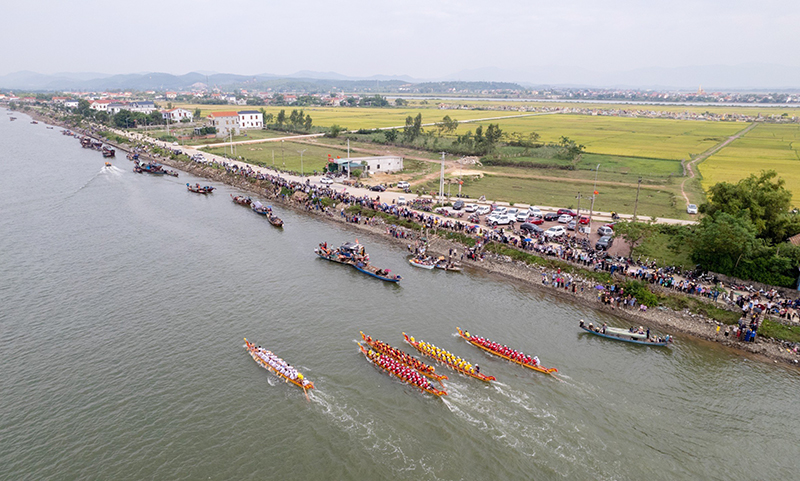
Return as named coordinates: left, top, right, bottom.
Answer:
left=130, top=101, right=156, bottom=114
left=162, top=108, right=193, bottom=122
left=238, top=110, right=263, bottom=129
left=208, top=111, right=240, bottom=137
left=358, top=156, right=404, bottom=174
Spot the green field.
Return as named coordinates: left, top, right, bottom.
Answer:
left=423, top=174, right=683, bottom=218
left=450, top=115, right=744, bottom=160
left=203, top=141, right=343, bottom=174
left=699, top=123, right=800, bottom=205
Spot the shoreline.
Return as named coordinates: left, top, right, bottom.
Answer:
left=17, top=107, right=800, bottom=369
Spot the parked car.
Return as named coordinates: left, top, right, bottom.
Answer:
left=476, top=205, right=491, bottom=215
left=506, top=208, right=519, bottom=217
left=397, top=181, right=410, bottom=189
left=595, top=235, right=614, bottom=250
left=489, top=214, right=513, bottom=226
left=567, top=220, right=577, bottom=230
left=453, top=200, right=465, bottom=210
left=464, top=203, right=478, bottom=212
left=544, top=212, right=559, bottom=221
left=397, top=196, right=407, bottom=205
left=493, top=206, right=508, bottom=216
left=320, top=177, right=334, bottom=185
left=597, top=225, right=614, bottom=237
left=687, top=204, right=698, bottom=214
left=544, top=226, right=567, bottom=238
left=520, top=223, right=544, bottom=235
left=528, top=207, right=542, bottom=217
left=526, top=215, right=544, bottom=225
left=557, top=208, right=577, bottom=217
left=558, top=214, right=573, bottom=223
left=578, top=215, right=590, bottom=225
left=370, top=184, right=386, bottom=192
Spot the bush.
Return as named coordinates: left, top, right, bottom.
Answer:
left=623, top=280, right=660, bottom=306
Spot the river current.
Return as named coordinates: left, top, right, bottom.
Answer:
left=1, top=108, right=798, bottom=480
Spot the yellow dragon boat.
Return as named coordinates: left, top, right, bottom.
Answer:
left=403, top=333, right=496, bottom=382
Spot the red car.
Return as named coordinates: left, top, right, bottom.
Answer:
left=557, top=208, right=577, bottom=217
left=527, top=215, right=544, bottom=225
left=578, top=215, right=590, bottom=225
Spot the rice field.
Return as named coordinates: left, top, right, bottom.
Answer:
left=698, top=123, right=800, bottom=205
left=450, top=114, right=745, bottom=160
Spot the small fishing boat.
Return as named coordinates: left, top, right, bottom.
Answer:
left=251, top=201, right=271, bottom=216
left=456, top=327, right=558, bottom=376
left=133, top=165, right=143, bottom=173
left=104, top=161, right=112, bottom=168
left=435, top=257, right=462, bottom=272
left=578, top=320, right=671, bottom=347
left=403, top=333, right=495, bottom=382
left=9, top=117, right=17, bottom=121
left=314, top=243, right=357, bottom=265
left=187, top=183, right=214, bottom=194
left=30, top=121, right=38, bottom=124
left=267, top=214, right=284, bottom=227
left=46, top=126, right=54, bottom=129
left=353, top=261, right=402, bottom=283
left=359, top=344, right=447, bottom=397
left=361, top=332, right=446, bottom=383
left=231, top=194, right=252, bottom=207
left=102, top=147, right=115, bottom=158
left=409, top=257, right=435, bottom=269
left=136, top=161, right=167, bottom=175
left=244, top=339, right=314, bottom=398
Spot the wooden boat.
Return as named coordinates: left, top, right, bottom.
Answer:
left=102, top=147, right=115, bottom=158
left=267, top=214, right=284, bottom=227
left=434, top=261, right=462, bottom=272
left=231, top=194, right=253, bottom=207
left=403, top=333, right=496, bottom=382
left=314, top=245, right=356, bottom=265
left=137, top=162, right=167, bottom=175
left=244, top=339, right=314, bottom=396
left=251, top=201, right=271, bottom=216
left=164, top=169, right=179, bottom=177
left=353, top=261, right=401, bottom=282
left=187, top=183, right=214, bottom=194
left=133, top=165, right=143, bottom=173
left=104, top=161, right=112, bottom=167
left=579, top=320, right=671, bottom=347
left=359, top=344, right=447, bottom=397
left=456, top=327, right=558, bottom=376
left=30, top=121, right=38, bottom=124
left=360, top=332, right=446, bottom=383
left=409, top=257, right=435, bottom=269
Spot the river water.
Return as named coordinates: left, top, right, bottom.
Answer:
left=1, top=108, right=799, bottom=480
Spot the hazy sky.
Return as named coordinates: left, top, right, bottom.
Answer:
left=3, top=0, right=798, bottom=78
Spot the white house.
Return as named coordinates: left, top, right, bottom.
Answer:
left=162, top=108, right=193, bottom=122
left=90, top=99, right=113, bottom=111
left=108, top=102, right=127, bottom=114
left=64, top=100, right=79, bottom=109
left=237, top=110, right=263, bottom=129
left=358, top=156, right=404, bottom=174
left=208, top=111, right=240, bottom=137
left=130, top=101, right=156, bottom=114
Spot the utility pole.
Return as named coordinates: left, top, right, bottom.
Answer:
left=589, top=164, right=600, bottom=233
left=633, top=176, right=642, bottom=221
left=298, top=149, right=307, bottom=176
left=576, top=191, right=582, bottom=217
left=439, top=152, right=445, bottom=204
left=347, top=139, right=350, bottom=158
left=281, top=140, right=284, bottom=168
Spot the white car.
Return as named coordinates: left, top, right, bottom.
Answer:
left=544, top=226, right=567, bottom=238
left=476, top=205, right=491, bottom=215
left=489, top=215, right=512, bottom=226
left=319, top=177, right=334, bottom=185
left=558, top=214, right=573, bottom=223
left=397, top=196, right=407, bottom=205
left=515, top=211, right=529, bottom=222
left=507, top=208, right=519, bottom=217
left=397, top=181, right=410, bottom=189
left=493, top=206, right=508, bottom=216
left=597, top=225, right=614, bottom=237
left=528, top=207, right=542, bottom=217
left=464, top=203, right=478, bottom=212
left=687, top=204, right=698, bottom=214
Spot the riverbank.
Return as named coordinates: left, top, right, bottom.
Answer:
left=19, top=107, right=800, bottom=368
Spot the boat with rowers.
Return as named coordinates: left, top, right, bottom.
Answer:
left=456, top=327, right=558, bottom=376
left=359, top=344, right=447, bottom=397
left=403, top=333, right=496, bottom=382
left=360, top=331, right=446, bottom=383
left=409, top=256, right=436, bottom=269
left=231, top=194, right=252, bottom=207
left=579, top=320, right=672, bottom=347
left=187, top=183, right=215, bottom=194
left=243, top=338, right=314, bottom=394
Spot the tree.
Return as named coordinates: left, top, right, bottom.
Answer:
left=194, top=108, right=201, bottom=119
left=328, top=124, right=343, bottom=138
left=702, top=170, right=800, bottom=244
left=691, top=212, right=759, bottom=274
left=265, top=113, right=274, bottom=125
left=557, top=136, right=585, bottom=159
left=276, top=109, right=286, bottom=127
left=384, top=129, right=398, bottom=143
left=304, top=115, right=313, bottom=130
left=395, top=98, right=408, bottom=107
left=402, top=115, right=415, bottom=142
left=612, top=221, right=651, bottom=251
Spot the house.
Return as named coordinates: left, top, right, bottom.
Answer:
left=129, top=101, right=156, bottom=114
left=64, top=100, right=79, bottom=109
left=207, top=111, right=240, bottom=137
left=162, top=108, right=193, bottom=122
left=51, top=96, right=68, bottom=104
left=165, top=92, right=177, bottom=99
left=237, top=110, right=263, bottom=129
left=90, top=99, right=113, bottom=111
left=108, top=102, right=127, bottom=114
left=358, top=156, right=404, bottom=174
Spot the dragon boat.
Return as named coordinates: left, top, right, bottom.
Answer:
left=359, top=344, right=447, bottom=397
left=244, top=338, right=314, bottom=397
left=360, top=332, right=446, bottom=383
left=403, top=333, right=496, bottom=382
left=456, top=327, right=558, bottom=376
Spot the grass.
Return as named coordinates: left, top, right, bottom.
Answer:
left=759, top=319, right=800, bottom=343
left=426, top=174, right=684, bottom=218
left=203, top=140, right=346, bottom=174
left=631, top=227, right=695, bottom=269
left=698, top=123, right=800, bottom=206
left=658, top=294, right=742, bottom=324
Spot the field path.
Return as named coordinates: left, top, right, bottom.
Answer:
left=679, top=122, right=758, bottom=206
